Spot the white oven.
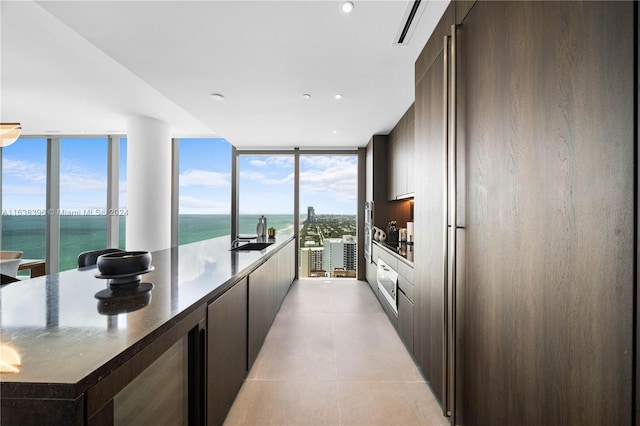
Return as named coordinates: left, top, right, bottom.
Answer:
left=376, top=258, right=398, bottom=314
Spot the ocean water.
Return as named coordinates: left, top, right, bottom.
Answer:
left=1, top=214, right=295, bottom=272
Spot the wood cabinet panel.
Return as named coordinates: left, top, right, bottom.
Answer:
left=415, top=3, right=455, bottom=86
left=207, top=278, right=247, bottom=426
left=247, top=240, right=295, bottom=370
left=458, top=2, right=634, bottom=424
left=455, top=1, right=475, bottom=25
left=388, top=105, right=415, bottom=200
left=397, top=260, right=414, bottom=284
left=388, top=125, right=399, bottom=200
left=365, top=259, right=377, bottom=292
left=248, top=258, right=275, bottom=369
left=406, top=103, right=415, bottom=195
left=398, top=290, right=414, bottom=354
left=414, top=45, right=447, bottom=405
left=366, top=135, right=390, bottom=228
left=397, top=274, right=413, bottom=303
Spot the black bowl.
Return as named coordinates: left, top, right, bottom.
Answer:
left=96, top=251, right=152, bottom=276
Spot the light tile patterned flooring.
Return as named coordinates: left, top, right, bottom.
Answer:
left=224, top=278, right=449, bottom=426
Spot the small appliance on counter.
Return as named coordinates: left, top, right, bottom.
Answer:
left=407, top=221, right=414, bottom=244
left=387, top=221, right=399, bottom=243
left=256, top=215, right=268, bottom=239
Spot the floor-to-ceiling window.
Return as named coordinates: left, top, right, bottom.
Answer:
left=238, top=154, right=295, bottom=236
left=59, top=137, right=108, bottom=271
left=1, top=138, right=48, bottom=270
left=178, top=138, right=232, bottom=245
left=298, top=154, right=358, bottom=278
left=119, top=137, right=127, bottom=249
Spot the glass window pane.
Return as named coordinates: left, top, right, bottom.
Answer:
left=179, top=138, right=231, bottom=245
left=119, top=138, right=127, bottom=250
left=238, top=155, right=294, bottom=236
left=1, top=138, right=47, bottom=270
left=299, top=155, right=357, bottom=278
left=59, top=137, right=108, bottom=271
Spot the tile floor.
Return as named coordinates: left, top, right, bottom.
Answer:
left=224, top=278, right=449, bottom=426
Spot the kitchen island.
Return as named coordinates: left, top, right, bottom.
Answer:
left=0, top=234, right=296, bottom=425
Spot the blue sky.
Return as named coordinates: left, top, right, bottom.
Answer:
left=2, top=138, right=357, bottom=215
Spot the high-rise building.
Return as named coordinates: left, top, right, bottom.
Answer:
left=300, top=247, right=325, bottom=277
left=307, top=206, right=315, bottom=223
left=323, top=238, right=343, bottom=276
left=323, top=236, right=356, bottom=277
left=342, top=235, right=357, bottom=271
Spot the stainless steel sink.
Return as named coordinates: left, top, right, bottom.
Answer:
left=230, top=242, right=273, bottom=251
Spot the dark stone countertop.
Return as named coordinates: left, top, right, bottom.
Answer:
left=0, top=234, right=294, bottom=398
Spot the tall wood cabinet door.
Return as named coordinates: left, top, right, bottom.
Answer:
left=458, top=2, right=634, bottom=425
left=406, top=104, right=415, bottom=195
left=388, top=127, right=398, bottom=200
left=248, top=260, right=274, bottom=369
left=207, top=278, right=248, bottom=426
left=414, top=44, right=446, bottom=405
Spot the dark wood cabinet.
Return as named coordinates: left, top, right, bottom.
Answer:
left=207, top=277, right=248, bottom=426
left=248, top=240, right=295, bottom=369
left=397, top=290, right=414, bottom=354
left=397, top=260, right=414, bottom=354
left=413, top=2, right=454, bottom=408
left=414, top=2, right=635, bottom=424
left=388, top=104, right=415, bottom=200
left=453, top=1, right=634, bottom=425
left=248, top=257, right=276, bottom=369
left=365, top=135, right=389, bottom=289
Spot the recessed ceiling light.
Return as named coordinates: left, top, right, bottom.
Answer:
left=332, top=130, right=338, bottom=134
left=342, top=2, right=354, bottom=13
left=334, top=94, right=343, bottom=100
left=211, top=93, right=225, bottom=101
left=302, top=94, right=311, bottom=99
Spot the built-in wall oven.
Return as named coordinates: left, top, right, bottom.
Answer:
left=364, top=201, right=374, bottom=263
left=377, top=258, right=398, bottom=314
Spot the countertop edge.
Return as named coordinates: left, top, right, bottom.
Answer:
left=1, top=235, right=296, bottom=400
left=373, top=240, right=414, bottom=267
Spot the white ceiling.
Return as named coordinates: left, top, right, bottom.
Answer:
left=1, top=0, right=449, bottom=149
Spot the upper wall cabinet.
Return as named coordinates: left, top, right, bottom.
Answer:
left=388, top=104, right=415, bottom=200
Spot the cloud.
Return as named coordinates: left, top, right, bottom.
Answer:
left=180, top=169, right=230, bottom=187
left=2, top=153, right=106, bottom=198
left=247, top=156, right=294, bottom=168
left=241, top=156, right=294, bottom=185
left=1, top=184, right=46, bottom=196
left=240, top=170, right=266, bottom=181
left=2, top=158, right=46, bottom=184
left=299, top=156, right=357, bottom=201
left=59, top=173, right=107, bottom=193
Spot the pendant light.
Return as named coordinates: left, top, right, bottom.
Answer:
left=0, top=123, right=22, bottom=147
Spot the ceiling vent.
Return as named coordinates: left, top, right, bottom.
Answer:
left=394, top=0, right=425, bottom=45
